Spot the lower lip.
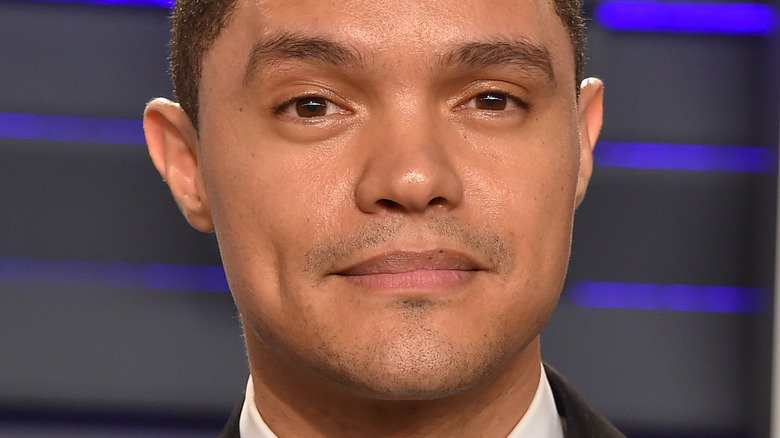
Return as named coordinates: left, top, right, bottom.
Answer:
left=338, top=269, right=476, bottom=290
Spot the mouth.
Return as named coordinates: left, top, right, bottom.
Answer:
left=332, top=250, right=485, bottom=291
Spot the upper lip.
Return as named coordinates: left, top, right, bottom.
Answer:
left=333, top=250, right=485, bottom=276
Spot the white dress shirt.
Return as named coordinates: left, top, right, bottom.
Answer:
left=239, top=364, right=564, bottom=438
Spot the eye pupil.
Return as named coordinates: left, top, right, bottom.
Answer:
left=296, top=97, right=328, bottom=117
left=475, top=93, right=507, bottom=111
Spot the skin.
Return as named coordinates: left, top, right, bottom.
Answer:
left=144, top=0, right=603, bottom=436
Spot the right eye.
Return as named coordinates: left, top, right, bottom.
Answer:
left=457, top=92, right=529, bottom=112
left=276, top=96, right=349, bottom=118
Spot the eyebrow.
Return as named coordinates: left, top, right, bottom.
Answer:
left=243, top=32, right=363, bottom=85
left=243, top=33, right=554, bottom=85
left=438, top=38, right=555, bottom=82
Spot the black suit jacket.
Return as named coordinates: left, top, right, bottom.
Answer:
left=543, top=364, right=625, bottom=438
left=219, top=364, right=624, bottom=437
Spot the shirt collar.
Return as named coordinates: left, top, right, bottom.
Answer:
left=239, top=363, right=563, bottom=438
left=506, top=364, right=565, bottom=438
left=239, top=375, right=279, bottom=438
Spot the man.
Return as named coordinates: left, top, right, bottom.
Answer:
left=143, top=0, right=622, bottom=436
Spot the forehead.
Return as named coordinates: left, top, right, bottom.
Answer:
left=254, top=0, right=560, bottom=40
left=201, top=0, right=574, bottom=96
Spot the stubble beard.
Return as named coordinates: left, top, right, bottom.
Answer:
left=250, top=297, right=521, bottom=402
left=247, top=217, right=530, bottom=401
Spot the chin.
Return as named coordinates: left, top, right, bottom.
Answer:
left=315, top=327, right=516, bottom=402
left=348, top=374, right=489, bottom=401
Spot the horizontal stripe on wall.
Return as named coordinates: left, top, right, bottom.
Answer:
left=25, top=0, right=174, bottom=7
left=0, top=112, right=144, bottom=145
left=0, top=112, right=772, bottom=172
left=594, top=141, right=774, bottom=172
left=0, top=257, right=764, bottom=313
left=0, top=257, right=229, bottom=293
left=567, top=280, right=766, bottom=313
left=595, top=1, right=778, bottom=35
left=15, top=0, right=780, bottom=36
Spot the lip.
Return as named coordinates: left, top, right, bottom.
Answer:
left=332, top=250, right=484, bottom=290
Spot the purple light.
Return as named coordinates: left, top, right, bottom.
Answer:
left=0, top=112, right=772, bottom=173
left=0, top=112, right=145, bottom=145
left=10, top=0, right=780, bottom=34
left=0, top=257, right=229, bottom=293
left=0, top=256, right=765, bottom=314
left=567, top=281, right=766, bottom=313
left=21, top=0, right=174, bottom=7
left=595, top=1, right=778, bottom=35
left=594, top=141, right=773, bottom=173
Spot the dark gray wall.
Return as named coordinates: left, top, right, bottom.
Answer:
left=0, top=1, right=777, bottom=436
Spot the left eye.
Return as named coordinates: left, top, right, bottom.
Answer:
left=277, top=96, right=348, bottom=118
left=459, top=92, right=526, bottom=111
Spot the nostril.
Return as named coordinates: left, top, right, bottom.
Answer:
left=377, top=198, right=403, bottom=210
left=428, top=196, right=449, bottom=207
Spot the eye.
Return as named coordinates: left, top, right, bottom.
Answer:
left=276, top=96, right=349, bottom=118
left=475, top=93, right=508, bottom=110
left=458, top=92, right=529, bottom=112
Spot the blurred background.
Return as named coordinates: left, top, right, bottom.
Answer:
left=0, top=0, right=778, bottom=436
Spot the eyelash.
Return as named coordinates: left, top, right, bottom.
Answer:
left=273, top=94, right=350, bottom=119
left=272, top=89, right=530, bottom=120
left=456, top=90, right=531, bottom=112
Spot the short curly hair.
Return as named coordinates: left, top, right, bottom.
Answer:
left=170, top=0, right=586, bottom=130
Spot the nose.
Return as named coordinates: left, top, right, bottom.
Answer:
left=354, top=113, right=464, bottom=215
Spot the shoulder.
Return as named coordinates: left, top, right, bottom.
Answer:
left=543, top=364, right=626, bottom=438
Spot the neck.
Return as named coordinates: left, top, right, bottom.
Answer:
left=245, top=332, right=542, bottom=438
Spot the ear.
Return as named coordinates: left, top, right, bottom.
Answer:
left=143, top=98, right=215, bottom=232
left=574, top=77, right=604, bottom=207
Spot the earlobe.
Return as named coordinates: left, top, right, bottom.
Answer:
left=574, top=77, right=604, bottom=207
left=143, top=98, right=215, bottom=232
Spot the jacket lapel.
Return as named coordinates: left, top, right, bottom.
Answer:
left=544, top=364, right=626, bottom=438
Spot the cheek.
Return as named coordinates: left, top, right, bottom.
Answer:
left=197, top=129, right=357, bottom=315
left=467, top=140, right=579, bottom=237
left=463, top=135, right=579, bottom=303
left=512, top=160, right=578, bottom=274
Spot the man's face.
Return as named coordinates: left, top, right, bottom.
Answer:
left=178, top=0, right=599, bottom=399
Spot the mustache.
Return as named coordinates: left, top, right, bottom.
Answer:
left=304, top=217, right=512, bottom=275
